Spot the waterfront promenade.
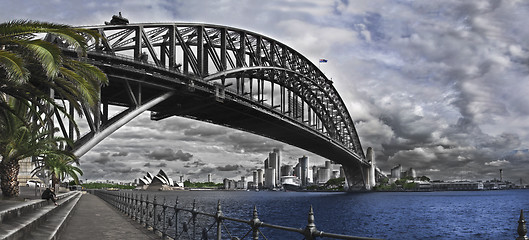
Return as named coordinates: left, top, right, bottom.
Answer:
left=59, top=193, right=158, bottom=240
left=0, top=187, right=159, bottom=240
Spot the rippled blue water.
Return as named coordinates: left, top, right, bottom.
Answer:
left=133, top=189, right=529, bottom=239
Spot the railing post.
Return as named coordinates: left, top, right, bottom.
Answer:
left=124, top=192, right=128, bottom=216
left=153, top=195, right=157, bottom=232
left=140, top=194, right=144, bottom=225
left=146, top=195, right=150, bottom=227
left=134, top=193, right=138, bottom=221
left=304, top=206, right=322, bottom=240
left=175, top=197, right=179, bottom=239
left=128, top=192, right=132, bottom=217
left=518, top=209, right=528, bottom=240
left=192, top=199, right=197, bottom=239
left=251, top=205, right=262, bottom=240
left=216, top=200, right=222, bottom=240
left=162, top=197, right=167, bottom=239
left=119, top=192, right=122, bottom=211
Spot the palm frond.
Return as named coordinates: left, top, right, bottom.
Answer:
left=0, top=20, right=71, bottom=39
left=59, top=66, right=98, bottom=107
left=22, top=39, right=63, bottom=78
left=0, top=50, right=30, bottom=83
left=65, top=59, right=108, bottom=86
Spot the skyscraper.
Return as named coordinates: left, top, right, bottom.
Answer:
left=265, top=168, right=276, bottom=189
left=269, top=148, right=281, bottom=185
left=257, top=169, right=264, bottom=188
left=313, top=166, right=318, bottom=184
left=299, top=156, right=309, bottom=186
left=391, top=164, right=402, bottom=180
left=281, top=165, right=293, bottom=177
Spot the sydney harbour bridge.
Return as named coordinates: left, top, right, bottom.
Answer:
left=51, top=19, right=381, bottom=190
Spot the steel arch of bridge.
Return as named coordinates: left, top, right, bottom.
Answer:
left=60, top=23, right=367, bottom=168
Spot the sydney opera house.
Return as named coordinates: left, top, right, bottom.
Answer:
left=136, top=169, right=176, bottom=190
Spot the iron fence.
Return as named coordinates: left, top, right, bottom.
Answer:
left=94, top=190, right=381, bottom=240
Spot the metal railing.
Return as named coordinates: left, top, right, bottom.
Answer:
left=94, top=190, right=381, bottom=240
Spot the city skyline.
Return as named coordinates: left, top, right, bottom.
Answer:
left=1, top=1, right=528, bottom=183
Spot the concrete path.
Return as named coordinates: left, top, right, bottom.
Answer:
left=59, top=193, right=159, bottom=240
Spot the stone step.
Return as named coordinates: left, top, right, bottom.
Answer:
left=0, top=191, right=77, bottom=225
left=0, top=191, right=81, bottom=240
left=23, top=192, right=82, bottom=240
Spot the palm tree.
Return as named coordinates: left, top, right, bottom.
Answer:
left=32, top=150, right=83, bottom=188
left=0, top=97, right=72, bottom=196
left=0, top=20, right=107, bottom=197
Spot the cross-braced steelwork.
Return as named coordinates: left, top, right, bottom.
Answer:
left=50, top=21, right=380, bottom=189
left=95, top=190, right=382, bottom=240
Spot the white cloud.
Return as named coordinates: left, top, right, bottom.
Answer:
left=484, top=160, right=510, bottom=167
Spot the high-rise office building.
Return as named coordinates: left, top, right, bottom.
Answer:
left=404, top=168, right=416, bottom=179
left=312, top=166, right=318, bottom=184
left=269, top=148, right=281, bottom=185
left=325, top=161, right=332, bottom=170
left=294, top=163, right=300, bottom=178
left=391, top=164, right=402, bottom=179
left=317, top=168, right=331, bottom=184
left=257, top=169, right=264, bottom=188
left=265, top=168, right=276, bottom=189
left=281, top=165, right=293, bottom=177
left=299, top=156, right=309, bottom=186
left=240, top=176, right=247, bottom=189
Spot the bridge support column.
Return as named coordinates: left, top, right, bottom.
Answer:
left=366, top=147, right=376, bottom=190
left=343, top=163, right=369, bottom=191
left=343, top=147, right=376, bottom=191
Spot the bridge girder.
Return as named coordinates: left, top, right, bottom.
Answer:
left=85, top=23, right=364, bottom=157
left=52, top=23, right=373, bottom=181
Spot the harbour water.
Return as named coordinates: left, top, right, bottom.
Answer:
left=129, top=189, right=529, bottom=239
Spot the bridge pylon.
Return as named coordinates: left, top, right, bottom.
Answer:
left=343, top=147, right=376, bottom=191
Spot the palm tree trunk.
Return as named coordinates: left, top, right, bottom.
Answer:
left=0, top=161, right=20, bottom=197
left=51, top=173, right=59, bottom=189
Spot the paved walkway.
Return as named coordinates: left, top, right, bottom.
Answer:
left=59, top=193, right=159, bottom=240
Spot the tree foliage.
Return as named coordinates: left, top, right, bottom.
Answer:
left=0, top=20, right=107, bottom=197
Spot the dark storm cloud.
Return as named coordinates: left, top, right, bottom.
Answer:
left=144, top=162, right=167, bottom=168
left=156, top=162, right=168, bottom=168
left=216, top=164, right=243, bottom=171
left=145, top=148, right=193, bottom=162
left=112, top=167, right=143, bottom=174
left=93, top=153, right=112, bottom=165
left=112, top=152, right=129, bottom=157
left=184, top=127, right=228, bottom=137
left=184, top=160, right=207, bottom=168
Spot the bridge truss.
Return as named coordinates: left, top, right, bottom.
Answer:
left=51, top=23, right=373, bottom=187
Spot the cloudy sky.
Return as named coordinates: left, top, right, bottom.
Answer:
left=2, top=0, right=529, bottom=183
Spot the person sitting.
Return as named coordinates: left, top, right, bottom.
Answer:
left=41, top=188, right=57, bottom=206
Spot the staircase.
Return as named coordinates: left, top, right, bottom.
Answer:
left=0, top=191, right=82, bottom=240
